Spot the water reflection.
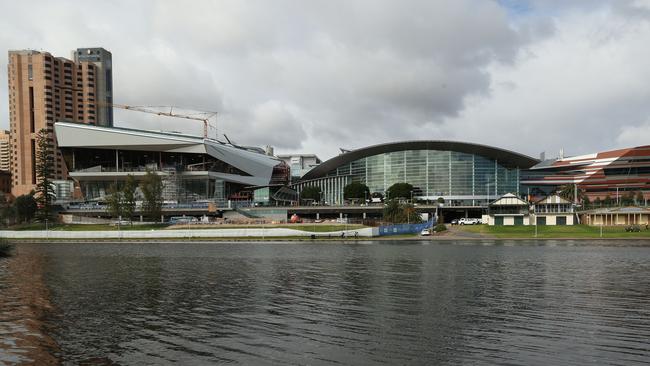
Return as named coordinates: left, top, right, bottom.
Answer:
left=0, top=241, right=649, bottom=365
left=0, top=246, right=60, bottom=365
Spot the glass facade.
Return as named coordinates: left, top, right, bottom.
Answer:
left=78, top=176, right=218, bottom=202
left=62, top=147, right=258, bottom=204
left=297, top=149, right=522, bottom=205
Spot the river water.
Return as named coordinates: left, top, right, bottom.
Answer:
left=1, top=241, right=649, bottom=365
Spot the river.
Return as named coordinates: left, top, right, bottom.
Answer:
left=1, top=240, right=649, bottom=365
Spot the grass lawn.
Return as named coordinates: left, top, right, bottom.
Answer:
left=458, top=224, right=650, bottom=238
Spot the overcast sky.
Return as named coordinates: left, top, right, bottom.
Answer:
left=2, top=0, right=650, bottom=161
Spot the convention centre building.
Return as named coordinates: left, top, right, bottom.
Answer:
left=54, top=122, right=290, bottom=206
left=292, top=141, right=540, bottom=206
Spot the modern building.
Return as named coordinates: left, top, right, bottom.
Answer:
left=7, top=48, right=110, bottom=197
left=0, top=130, right=10, bottom=171
left=73, top=48, right=113, bottom=127
left=523, top=145, right=650, bottom=203
left=293, top=141, right=539, bottom=205
left=277, top=154, right=321, bottom=182
left=54, top=121, right=288, bottom=205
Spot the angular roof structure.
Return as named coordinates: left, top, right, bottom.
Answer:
left=54, top=122, right=281, bottom=183
left=301, top=140, right=539, bottom=181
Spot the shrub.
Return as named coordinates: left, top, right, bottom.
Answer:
left=0, top=238, right=13, bottom=258
left=434, top=223, right=447, bottom=232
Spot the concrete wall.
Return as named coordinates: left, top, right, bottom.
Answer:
left=0, top=227, right=378, bottom=239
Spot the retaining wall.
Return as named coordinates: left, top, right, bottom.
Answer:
left=0, top=227, right=378, bottom=239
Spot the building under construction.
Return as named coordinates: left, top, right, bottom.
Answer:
left=54, top=121, right=291, bottom=205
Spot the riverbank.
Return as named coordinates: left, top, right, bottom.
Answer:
left=4, top=224, right=650, bottom=242
left=0, top=226, right=378, bottom=241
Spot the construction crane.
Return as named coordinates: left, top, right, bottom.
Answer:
left=102, top=103, right=218, bottom=139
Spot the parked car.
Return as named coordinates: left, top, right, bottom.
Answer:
left=458, top=218, right=481, bottom=225
left=111, top=220, right=130, bottom=226
left=420, top=229, right=432, bottom=236
left=169, top=216, right=197, bottom=224
left=450, top=219, right=459, bottom=225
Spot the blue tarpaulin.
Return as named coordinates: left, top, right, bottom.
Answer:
left=378, top=219, right=435, bottom=236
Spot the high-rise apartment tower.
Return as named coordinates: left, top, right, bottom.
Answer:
left=7, top=48, right=112, bottom=196
left=0, top=130, right=10, bottom=172
left=73, top=48, right=113, bottom=127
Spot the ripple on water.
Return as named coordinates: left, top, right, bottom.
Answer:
left=1, top=241, right=650, bottom=365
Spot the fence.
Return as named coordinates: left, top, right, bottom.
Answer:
left=378, top=219, right=435, bottom=236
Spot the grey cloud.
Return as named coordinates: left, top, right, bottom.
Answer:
left=219, top=101, right=307, bottom=149
left=2, top=0, right=648, bottom=162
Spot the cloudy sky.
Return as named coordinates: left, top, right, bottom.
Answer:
left=1, top=0, right=650, bottom=161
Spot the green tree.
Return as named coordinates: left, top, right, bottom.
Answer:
left=15, top=193, right=37, bottom=223
left=383, top=199, right=401, bottom=223
left=106, top=183, right=124, bottom=219
left=35, top=129, right=55, bottom=221
left=0, top=194, right=14, bottom=226
left=636, top=191, right=645, bottom=206
left=140, top=170, right=163, bottom=221
left=123, top=175, right=138, bottom=223
left=1, top=204, right=16, bottom=227
left=402, top=203, right=422, bottom=223
left=386, top=182, right=414, bottom=200
left=594, top=197, right=602, bottom=207
left=343, top=182, right=369, bottom=203
left=603, top=195, right=613, bottom=206
left=382, top=200, right=422, bottom=224
left=300, top=186, right=321, bottom=204
left=621, top=192, right=634, bottom=206
left=557, top=184, right=584, bottom=203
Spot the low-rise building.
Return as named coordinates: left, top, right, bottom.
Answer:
left=581, top=206, right=650, bottom=226
left=486, top=193, right=531, bottom=225
left=532, top=194, right=574, bottom=225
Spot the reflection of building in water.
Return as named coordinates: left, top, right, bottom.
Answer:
left=0, top=249, right=60, bottom=364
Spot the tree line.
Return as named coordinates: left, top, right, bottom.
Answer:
left=299, top=181, right=424, bottom=224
